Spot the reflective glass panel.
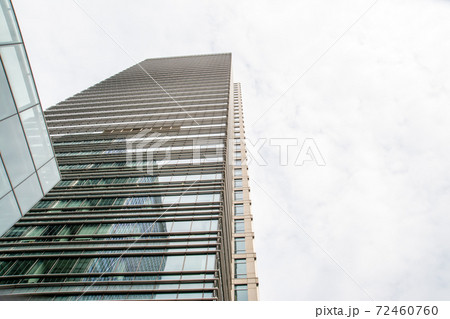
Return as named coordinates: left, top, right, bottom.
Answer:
left=0, top=59, right=16, bottom=120
left=234, top=220, right=245, bottom=233
left=0, top=114, right=35, bottom=186
left=234, top=204, right=244, bottom=215
left=234, top=190, right=243, bottom=200
left=184, top=255, right=206, bottom=271
left=0, top=44, right=38, bottom=110
left=235, top=237, right=246, bottom=254
left=0, top=192, right=21, bottom=235
left=162, top=255, right=184, bottom=271
left=20, top=105, right=53, bottom=168
left=234, top=258, right=247, bottom=278
left=37, top=158, right=60, bottom=193
left=234, top=284, right=248, bottom=301
left=0, top=0, right=21, bottom=44
left=14, top=173, right=43, bottom=213
left=0, top=159, right=11, bottom=197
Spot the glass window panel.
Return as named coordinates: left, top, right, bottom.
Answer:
left=235, top=237, right=246, bottom=254
left=162, top=255, right=184, bottom=271
left=41, top=225, right=63, bottom=236
left=115, top=257, right=141, bottom=273
left=177, top=292, right=203, bottom=299
left=14, top=172, right=43, bottom=213
left=234, top=190, right=243, bottom=201
left=206, top=254, right=215, bottom=270
left=5, top=259, right=35, bottom=276
left=3, top=225, right=28, bottom=237
left=88, top=257, right=119, bottom=274
left=138, top=256, right=163, bottom=272
left=183, top=255, right=206, bottom=271
left=20, top=105, right=54, bottom=168
left=0, top=59, right=17, bottom=120
left=49, top=258, right=77, bottom=274
left=78, top=224, right=97, bottom=235
left=234, top=284, right=248, bottom=301
left=0, top=0, right=21, bottom=44
left=95, top=224, right=112, bottom=235
left=234, top=179, right=242, bottom=188
left=26, top=259, right=55, bottom=278
left=197, top=194, right=214, bottom=202
left=0, top=114, right=35, bottom=186
left=179, top=194, right=196, bottom=203
left=98, top=197, right=115, bottom=206
left=154, top=293, right=177, bottom=300
left=162, top=196, right=179, bottom=204
left=71, top=258, right=94, bottom=273
left=171, top=221, right=191, bottom=232
left=0, top=45, right=38, bottom=110
left=24, top=226, right=45, bottom=237
left=66, top=199, right=84, bottom=207
left=37, top=158, right=60, bottom=193
left=234, top=204, right=244, bottom=215
left=81, top=198, right=99, bottom=207
left=191, top=220, right=210, bottom=232
left=234, top=259, right=247, bottom=278
left=58, top=225, right=81, bottom=236
left=234, top=168, right=242, bottom=176
left=0, top=159, right=11, bottom=198
left=0, top=261, right=14, bottom=276
left=234, top=220, right=245, bottom=233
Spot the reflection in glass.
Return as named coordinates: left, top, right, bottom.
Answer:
left=0, top=115, right=35, bottom=186
left=235, top=237, right=246, bottom=254
left=234, top=258, right=247, bottom=278
left=0, top=59, right=16, bottom=120
left=0, top=192, right=21, bottom=235
left=234, top=204, right=244, bottom=215
left=20, top=105, right=53, bottom=168
left=37, top=158, right=60, bottom=193
left=0, top=45, right=38, bottom=110
left=184, top=255, right=206, bottom=271
left=0, top=0, right=21, bottom=44
left=14, top=173, right=43, bottom=213
left=0, top=159, right=11, bottom=197
left=234, top=284, right=248, bottom=301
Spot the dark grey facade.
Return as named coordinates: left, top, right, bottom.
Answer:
left=0, top=53, right=242, bottom=300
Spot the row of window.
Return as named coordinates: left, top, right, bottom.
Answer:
left=60, top=159, right=223, bottom=170
left=57, top=173, right=222, bottom=187
left=4, top=220, right=219, bottom=238
left=33, top=193, right=221, bottom=209
left=0, top=254, right=216, bottom=277
left=24, top=292, right=215, bottom=301
left=3, top=282, right=216, bottom=296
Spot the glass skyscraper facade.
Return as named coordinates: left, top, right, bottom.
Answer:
left=0, top=0, right=60, bottom=236
left=0, top=53, right=258, bottom=300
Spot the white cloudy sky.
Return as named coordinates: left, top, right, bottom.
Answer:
left=12, top=0, right=450, bottom=300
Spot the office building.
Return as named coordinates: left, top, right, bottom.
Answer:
left=0, top=53, right=258, bottom=300
left=0, top=0, right=60, bottom=236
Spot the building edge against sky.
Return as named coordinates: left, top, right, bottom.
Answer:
left=0, top=0, right=61, bottom=236
left=0, top=50, right=259, bottom=300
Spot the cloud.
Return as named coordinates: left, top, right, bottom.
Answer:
left=12, top=0, right=450, bottom=300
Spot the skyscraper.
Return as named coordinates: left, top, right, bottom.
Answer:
left=0, top=53, right=258, bottom=301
